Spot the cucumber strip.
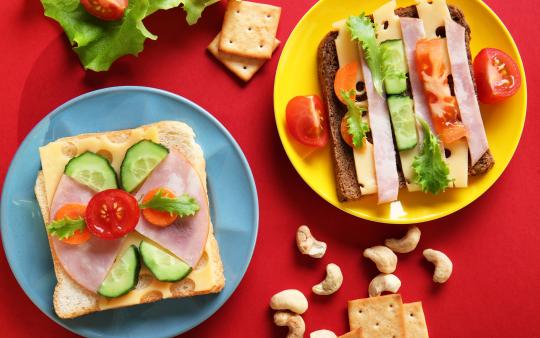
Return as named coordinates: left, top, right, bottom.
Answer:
left=139, top=241, right=192, bottom=282
left=120, top=140, right=169, bottom=192
left=64, top=152, right=118, bottom=191
left=98, top=245, right=140, bottom=298
left=388, top=95, right=418, bottom=151
left=380, top=39, right=408, bottom=95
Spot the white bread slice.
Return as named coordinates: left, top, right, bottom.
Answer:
left=34, top=121, right=225, bottom=319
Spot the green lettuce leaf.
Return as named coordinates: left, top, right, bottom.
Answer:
left=47, top=217, right=86, bottom=240
left=341, top=89, right=369, bottom=148
left=412, top=118, right=452, bottom=194
left=181, top=0, right=220, bottom=25
left=140, top=189, right=200, bottom=217
left=347, top=14, right=384, bottom=96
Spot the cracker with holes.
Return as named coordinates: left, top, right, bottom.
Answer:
left=35, top=121, right=225, bottom=318
left=339, top=328, right=364, bottom=338
left=348, top=294, right=406, bottom=338
left=403, top=302, right=429, bottom=337
left=219, top=0, right=281, bottom=59
left=208, top=32, right=280, bottom=81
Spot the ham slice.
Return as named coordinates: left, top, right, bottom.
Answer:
left=400, top=17, right=434, bottom=131
left=445, top=19, right=489, bottom=165
left=359, top=51, right=400, bottom=204
left=50, top=175, right=124, bottom=292
left=135, top=151, right=209, bottom=268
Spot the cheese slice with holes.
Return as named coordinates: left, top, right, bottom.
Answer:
left=333, top=19, right=377, bottom=195
left=416, top=0, right=468, bottom=188
left=373, top=0, right=403, bottom=43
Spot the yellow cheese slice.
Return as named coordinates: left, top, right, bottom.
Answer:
left=333, top=19, right=377, bottom=195
left=373, top=0, right=403, bottom=43
left=445, top=139, right=468, bottom=188
left=416, top=0, right=452, bottom=39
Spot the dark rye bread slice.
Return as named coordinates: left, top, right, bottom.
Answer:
left=318, top=5, right=495, bottom=202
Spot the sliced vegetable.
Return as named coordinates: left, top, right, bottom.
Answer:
left=340, top=89, right=369, bottom=148
left=347, top=14, right=384, bottom=96
left=380, top=39, right=408, bottom=95
left=412, top=118, right=451, bottom=194
left=85, top=189, right=140, bottom=240
left=334, top=62, right=359, bottom=103
left=387, top=96, right=418, bottom=151
left=81, top=0, right=128, bottom=21
left=415, top=38, right=468, bottom=145
left=139, top=241, right=191, bottom=282
left=473, top=48, right=522, bottom=104
left=140, top=188, right=200, bottom=227
left=120, top=140, right=169, bottom=192
left=98, top=245, right=140, bottom=297
left=47, top=203, right=91, bottom=244
left=286, top=95, right=328, bottom=148
left=65, top=152, right=118, bottom=192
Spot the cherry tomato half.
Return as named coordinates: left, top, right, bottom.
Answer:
left=85, top=189, right=140, bottom=240
left=81, top=0, right=128, bottom=21
left=54, top=203, right=91, bottom=245
left=286, top=95, right=328, bottom=148
left=473, top=48, right=522, bottom=104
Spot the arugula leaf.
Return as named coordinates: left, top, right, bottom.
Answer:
left=141, top=190, right=200, bottom=217
left=412, top=118, right=452, bottom=194
left=47, top=217, right=86, bottom=240
left=347, top=14, right=384, bottom=96
left=341, top=89, right=369, bottom=148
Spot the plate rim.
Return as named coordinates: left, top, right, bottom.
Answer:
left=273, top=0, right=528, bottom=224
left=0, top=86, right=259, bottom=337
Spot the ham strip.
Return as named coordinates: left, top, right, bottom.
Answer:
left=400, top=17, right=433, bottom=131
left=445, top=19, right=489, bottom=165
left=50, top=175, right=124, bottom=292
left=135, top=151, right=209, bottom=267
left=359, top=51, right=400, bottom=204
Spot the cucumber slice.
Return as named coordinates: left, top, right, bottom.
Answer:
left=381, top=39, right=408, bottom=95
left=98, top=245, right=140, bottom=298
left=140, top=241, right=192, bottom=282
left=64, top=152, right=118, bottom=191
left=120, top=140, right=169, bottom=192
left=388, top=95, right=418, bottom=151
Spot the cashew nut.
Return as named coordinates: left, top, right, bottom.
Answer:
left=270, top=289, right=309, bottom=314
left=423, top=249, right=453, bottom=283
left=363, top=246, right=397, bottom=274
left=312, top=263, right=343, bottom=295
left=385, top=226, right=421, bottom=253
left=274, top=311, right=305, bottom=338
left=296, top=225, right=327, bottom=258
left=310, top=329, right=337, bottom=338
left=368, top=273, right=401, bottom=297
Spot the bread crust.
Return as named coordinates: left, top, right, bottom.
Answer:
left=318, top=5, right=494, bottom=202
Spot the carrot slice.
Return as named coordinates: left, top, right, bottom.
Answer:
left=54, top=203, right=91, bottom=245
left=334, top=62, right=359, bottom=104
left=142, top=188, right=178, bottom=227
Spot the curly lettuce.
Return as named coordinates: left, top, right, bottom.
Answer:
left=347, top=14, right=384, bottom=96
left=41, top=0, right=217, bottom=71
left=341, top=89, right=369, bottom=148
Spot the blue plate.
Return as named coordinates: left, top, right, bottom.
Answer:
left=0, top=87, right=259, bottom=338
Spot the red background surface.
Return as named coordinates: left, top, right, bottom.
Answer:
left=1, top=0, right=539, bottom=337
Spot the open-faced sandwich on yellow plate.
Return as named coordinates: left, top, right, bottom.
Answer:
left=35, top=121, right=224, bottom=318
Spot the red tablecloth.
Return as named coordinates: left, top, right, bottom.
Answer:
left=1, top=1, right=539, bottom=337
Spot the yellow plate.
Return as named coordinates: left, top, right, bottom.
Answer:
left=274, top=0, right=527, bottom=224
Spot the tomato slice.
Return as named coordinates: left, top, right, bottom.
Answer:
left=416, top=38, right=467, bottom=145
left=473, top=48, right=522, bottom=104
left=334, top=62, right=359, bottom=103
left=85, top=189, right=140, bottom=240
left=80, top=0, right=128, bottom=21
left=286, top=95, right=328, bottom=148
left=54, top=204, right=91, bottom=245
left=142, top=188, right=178, bottom=227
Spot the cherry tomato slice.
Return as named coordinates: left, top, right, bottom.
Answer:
left=334, top=62, right=359, bottom=104
left=340, top=114, right=354, bottom=148
left=473, top=48, right=522, bottom=104
left=286, top=95, right=328, bottom=148
left=54, top=204, right=91, bottom=245
left=85, top=189, right=140, bottom=240
left=81, top=0, right=128, bottom=21
left=142, top=188, right=178, bottom=227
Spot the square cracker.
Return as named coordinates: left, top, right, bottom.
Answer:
left=403, top=302, right=429, bottom=338
left=219, top=0, right=281, bottom=59
left=348, top=294, right=406, bottom=338
left=208, top=32, right=280, bottom=81
left=339, top=328, right=364, bottom=338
